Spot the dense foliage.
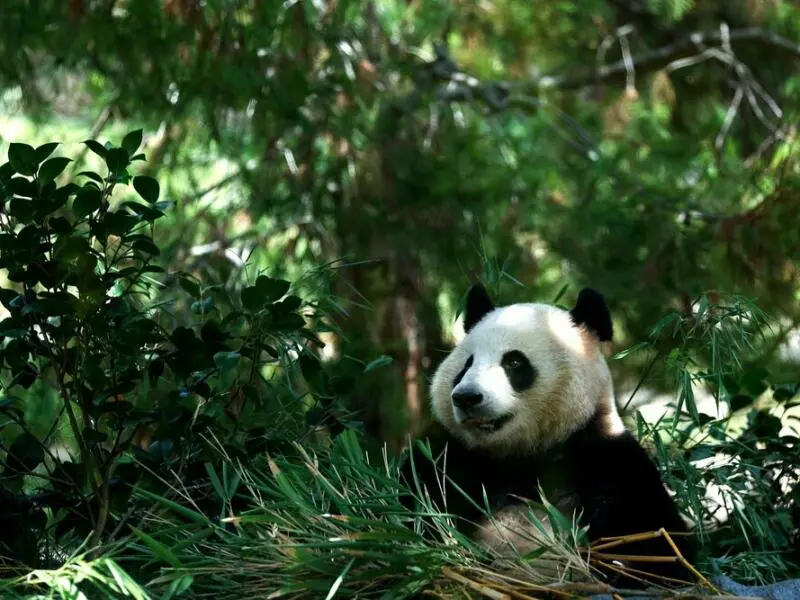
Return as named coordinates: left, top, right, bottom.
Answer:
left=2, top=1, right=799, bottom=441
left=0, top=133, right=372, bottom=574
left=0, top=132, right=797, bottom=598
left=0, top=0, right=799, bottom=597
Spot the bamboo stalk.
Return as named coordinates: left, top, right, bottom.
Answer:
left=442, top=566, right=514, bottom=599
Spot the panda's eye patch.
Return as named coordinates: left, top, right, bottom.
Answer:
left=501, top=351, right=536, bottom=392
left=453, top=355, right=473, bottom=387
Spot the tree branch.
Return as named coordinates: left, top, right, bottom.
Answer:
left=536, top=27, right=800, bottom=91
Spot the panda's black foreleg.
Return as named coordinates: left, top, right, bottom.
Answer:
left=397, top=432, right=491, bottom=537
left=398, top=429, right=540, bottom=540
left=565, top=426, right=696, bottom=589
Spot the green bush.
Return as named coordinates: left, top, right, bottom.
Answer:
left=0, top=131, right=358, bottom=572
left=619, top=294, right=800, bottom=583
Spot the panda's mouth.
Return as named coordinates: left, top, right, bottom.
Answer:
left=462, top=413, right=513, bottom=433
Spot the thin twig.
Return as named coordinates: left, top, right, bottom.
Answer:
left=537, top=27, right=800, bottom=90
left=619, top=31, right=636, bottom=93
left=590, top=530, right=692, bottom=552
left=715, top=87, right=744, bottom=151
left=599, top=558, right=694, bottom=587
left=592, top=553, right=679, bottom=564
left=659, top=529, right=718, bottom=593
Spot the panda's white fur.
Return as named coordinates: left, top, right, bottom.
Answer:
left=431, top=301, right=624, bottom=457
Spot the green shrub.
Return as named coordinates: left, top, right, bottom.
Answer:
left=619, top=293, right=800, bottom=583
left=0, top=131, right=356, bottom=572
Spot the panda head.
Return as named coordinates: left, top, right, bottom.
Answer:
left=430, top=284, right=624, bottom=456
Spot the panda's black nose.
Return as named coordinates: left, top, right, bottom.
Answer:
left=452, top=391, right=483, bottom=410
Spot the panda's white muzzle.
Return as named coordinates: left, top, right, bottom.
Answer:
left=451, top=380, right=515, bottom=432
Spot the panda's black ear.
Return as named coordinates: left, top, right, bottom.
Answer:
left=464, top=283, right=495, bottom=333
left=569, top=288, right=613, bottom=342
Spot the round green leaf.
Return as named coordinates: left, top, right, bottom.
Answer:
left=179, top=275, right=201, bottom=298
left=121, top=201, right=164, bottom=222
left=105, top=148, right=130, bottom=174
left=133, top=175, right=160, bottom=203
left=8, top=198, right=35, bottom=221
left=8, top=143, right=38, bottom=176
left=82, top=139, right=108, bottom=159
left=102, top=211, right=138, bottom=236
left=121, top=129, right=143, bottom=156
left=34, top=142, right=60, bottom=163
left=77, top=171, right=104, bottom=184
left=4, top=431, right=44, bottom=474
left=55, top=235, right=91, bottom=259
left=255, top=275, right=290, bottom=303
left=7, top=176, right=36, bottom=199
left=241, top=286, right=261, bottom=311
left=272, top=295, right=303, bottom=313
left=0, top=317, right=26, bottom=339
left=74, top=186, right=103, bottom=217
left=132, top=238, right=161, bottom=255
left=37, top=157, right=72, bottom=185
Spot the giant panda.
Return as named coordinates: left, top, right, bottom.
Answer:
left=400, top=284, right=695, bottom=588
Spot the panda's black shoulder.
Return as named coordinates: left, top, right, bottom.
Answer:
left=564, top=417, right=683, bottom=522
left=564, top=416, right=673, bottom=498
left=563, top=414, right=696, bottom=577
